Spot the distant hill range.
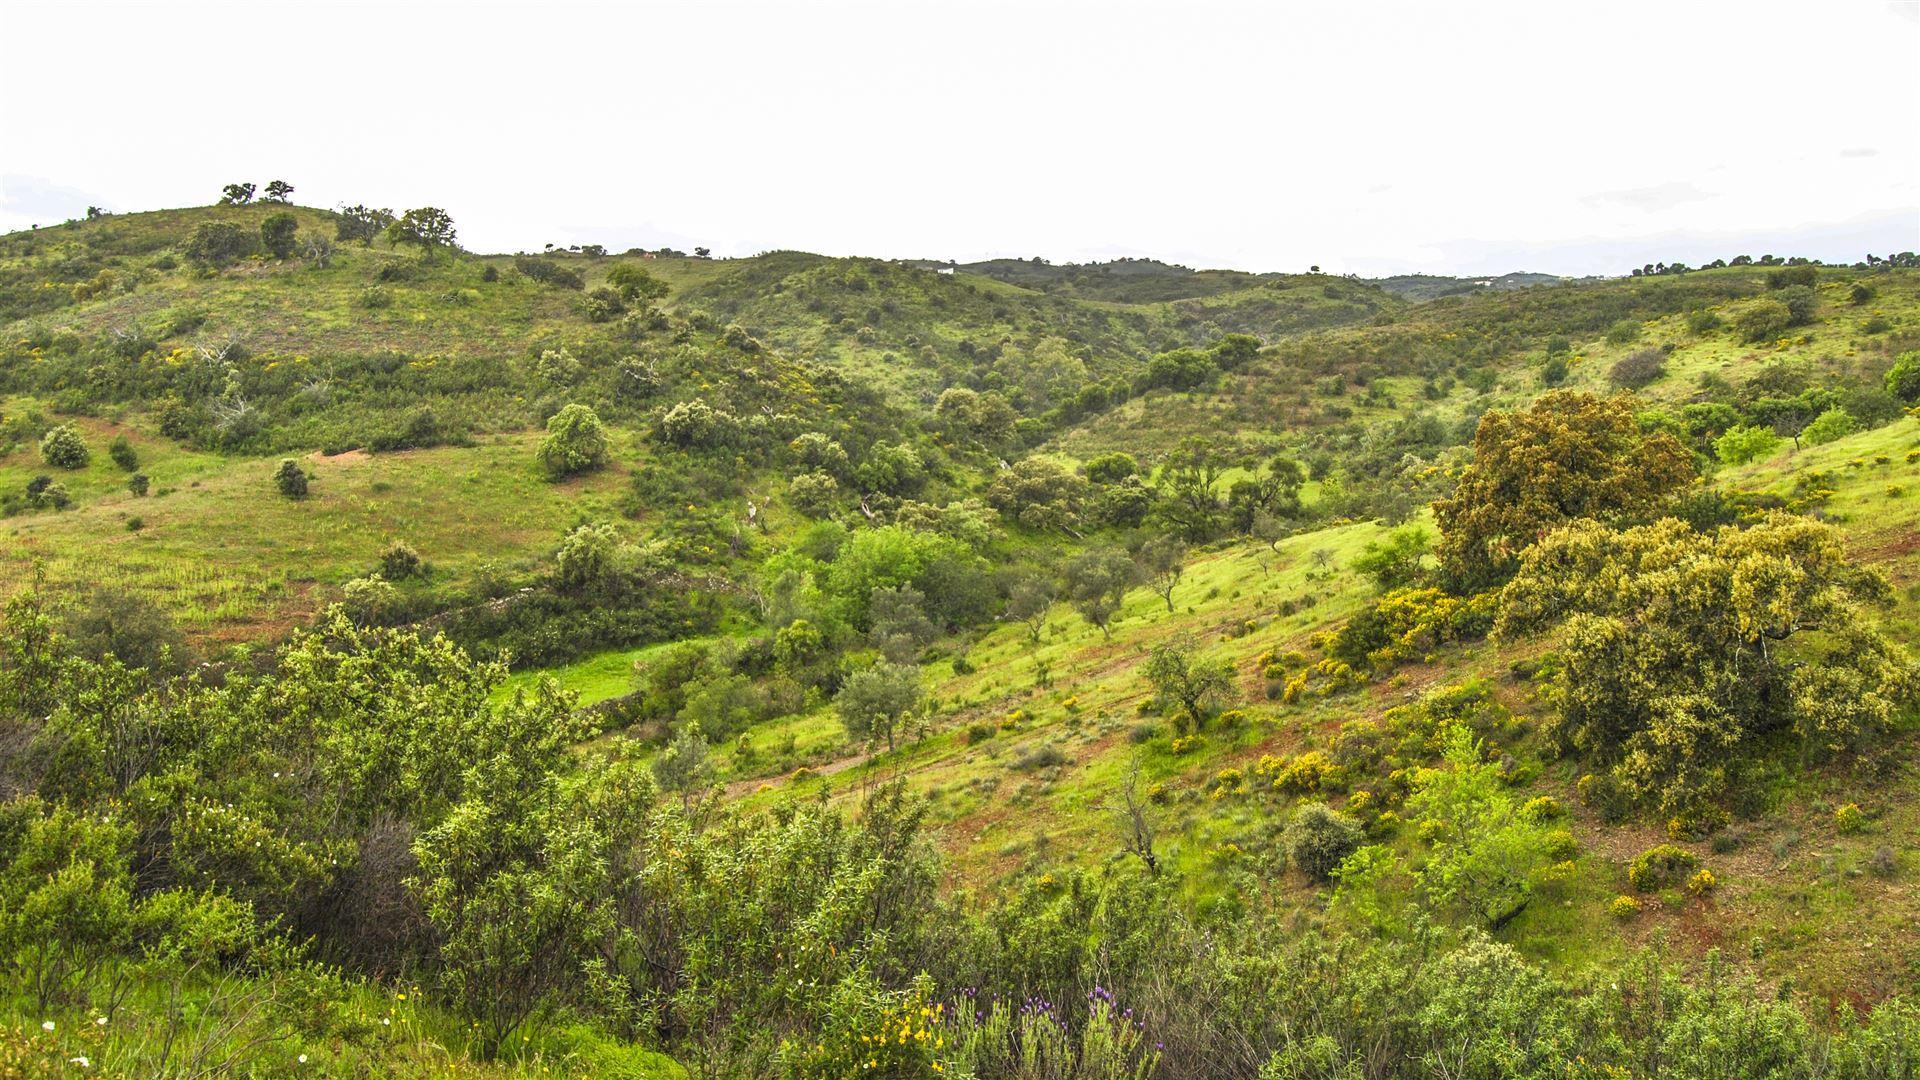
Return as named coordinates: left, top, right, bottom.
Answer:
left=909, top=256, right=1580, bottom=304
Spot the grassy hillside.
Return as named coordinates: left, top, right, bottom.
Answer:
left=4, top=201, right=1920, bottom=1076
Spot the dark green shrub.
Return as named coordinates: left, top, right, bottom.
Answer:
left=186, top=221, right=256, bottom=266
left=127, top=472, right=149, bottom=496
left=1685, top=309, right=1723, bottom=334
left=1732, top=298, right=1792, bottom=343
left=582, top=286, right=625, bottom=323
left=1603, top=319, right=1641, bottom=345
left=261, top=212, right=299, bottom=259
left=1283, top=802, right=1363, bottom=881
left=378, top=540, right=425, bottom=581
left=1765, top=265, right=1818, bottom=290
left=108, top=435, right=137, bottom=470
left=515, top=257, right=584, bottom=290
left=1776, top=285, right=1817, bottom=326
left=274, top=458, right=310, bottom=498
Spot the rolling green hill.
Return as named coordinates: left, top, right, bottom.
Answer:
left=3, top=201, right=1919, bottom=1077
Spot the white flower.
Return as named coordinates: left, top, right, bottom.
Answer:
left=94, top=1016, right=107, bottom=1025
left=298, top=1054, right=309, bottom=1064
left=69, top=1056, right=90, bottom=1068
left=41, top=1020, right=54, bottom=1032
left=381, top=1018, right=391, bottom=1026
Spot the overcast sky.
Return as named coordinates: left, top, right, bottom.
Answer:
left=2, top=0, right=1915, bottom=276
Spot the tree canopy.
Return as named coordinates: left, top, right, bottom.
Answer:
left=1433, top=391, right=1694, bottom=592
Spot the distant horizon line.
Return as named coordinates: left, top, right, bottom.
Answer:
left=11, top=199, right=1917, bottom=284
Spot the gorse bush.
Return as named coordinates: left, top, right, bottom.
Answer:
left=1499, top=515, right=1918, bottom=814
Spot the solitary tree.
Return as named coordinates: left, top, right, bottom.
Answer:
left=1006, top=572, right=1057, bottom=644
left=219, top=182, right=255, bottom=205
left=1351, top=526, right=1432, bottom=592
left=1065, top=546, right=1136, bottom=639
left=537, top=404, right=609, bottom=479
left=1154, top=436, right=1230, bottom=541
left=651, top=721, right=715, bottom=813
left=1135, top=535, right=1187, bottom=613
left=262, top=179, right=295, bottom=203
left=388, top=207, right=458, bottom=260
left=836, top=662, right=924, bottom=752
left=1142, top=635, right=1234, bottom=726
left=1097, top=758, right=1159, bottom=872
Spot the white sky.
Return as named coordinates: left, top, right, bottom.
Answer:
left=2, top=0, right=1915, bottom=276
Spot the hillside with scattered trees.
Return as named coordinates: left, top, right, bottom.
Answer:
left=2, top=195, right=1919, bottom=1076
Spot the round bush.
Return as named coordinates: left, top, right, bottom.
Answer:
left=538, top=403, right=610, bottom=479
left=274, top=459, right=310, bottom=498
left=1282, top=802, right=1363, bottom=882
left=40, top=424, right=91, bottom=469
left=1627, top=843, right=1698, bottom=892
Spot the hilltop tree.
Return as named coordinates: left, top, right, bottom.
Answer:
left=1497, top=515, right=1918, bottom=814
left=337, top=205, right=395, bottom=246
left=836, top=661, right=923, bottom=752
left=1065, top=546, right=1136, bottom=639
left=262, top=180, right=294, bottom=203
left=1433, top=391, right=1693, bottom=592
left=219, top=182, right=255, bottom=205
left=388, top=207, right=458, bottom=260
left=537, top=404, right=609, bottom=479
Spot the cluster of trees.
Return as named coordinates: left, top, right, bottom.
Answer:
left=217, top=180, right=293, bottom=205
left=5, top=584, right=1916, bottom=1076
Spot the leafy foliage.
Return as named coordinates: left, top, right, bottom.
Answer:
left=1434, top=391, right=1694, bottom=591
left=1498, top=515, right=1918, bottom=812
